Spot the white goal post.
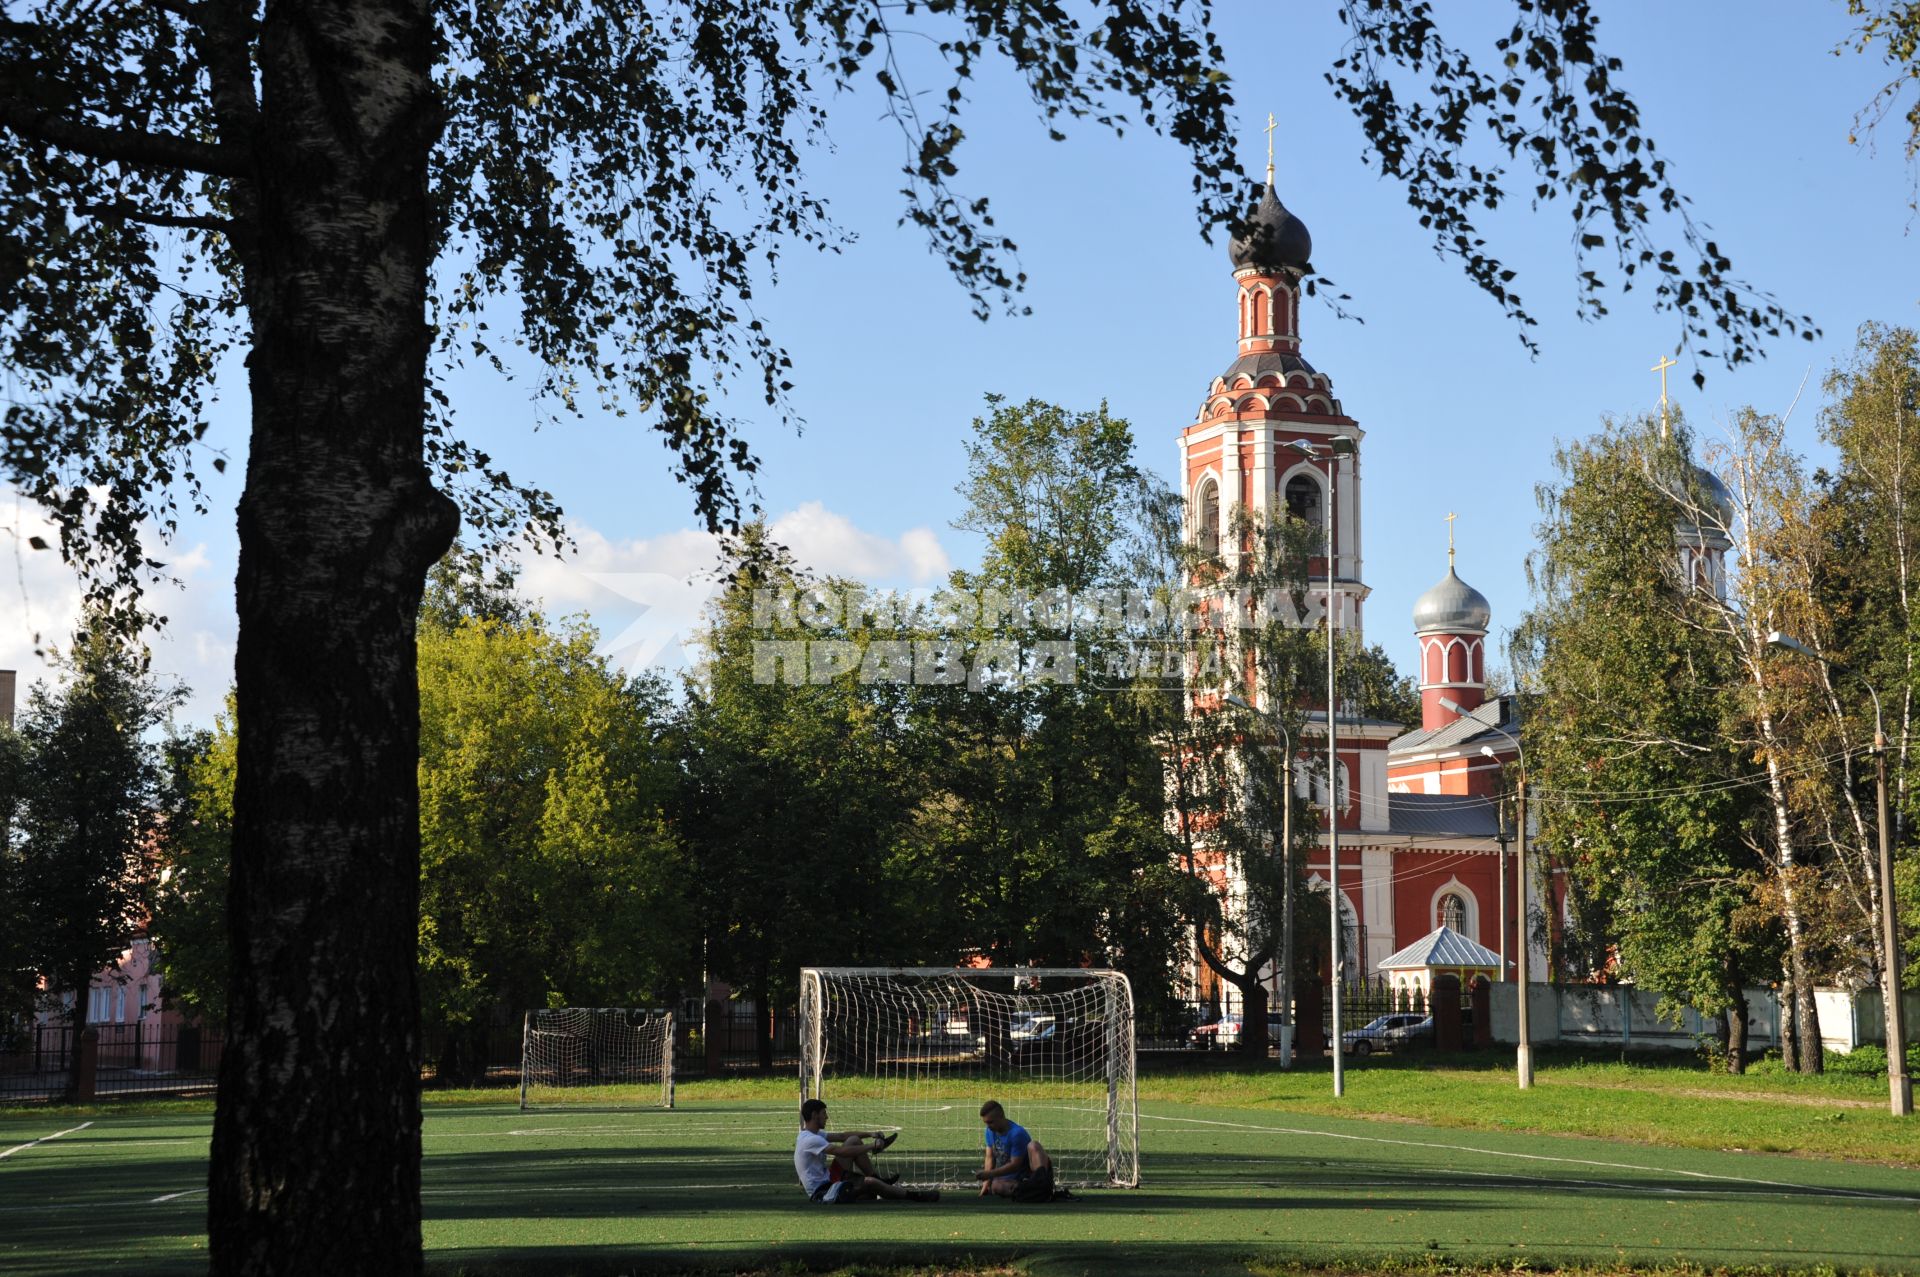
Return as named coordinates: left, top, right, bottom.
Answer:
left=519, top=1007, right=675, bottom=1110
left=798, top=968, right=1138, bottom=1188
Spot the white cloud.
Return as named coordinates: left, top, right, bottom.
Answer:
left=0, top=501, right=86, bottom=679
left=513, top=505, right=953, bottom=678
left=769, top=501, right=952, bottom=585
left=0, top=488, right=955, bottom=721
left=0, top=493, right=238, bottom=730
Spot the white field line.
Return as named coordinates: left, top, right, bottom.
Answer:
left=426, top=1122, right=787, bottom=1139
left=1136, top=1110, right=1920, bottom=1202
left=0, top=1121, right=92, bottom=1160
left=149, top=1188, right=202, bottom=1203
left=420, top=1181, right=760, bottom=1197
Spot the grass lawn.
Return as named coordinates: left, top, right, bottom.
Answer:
left=3, top=1051, right=1917, bottom=1276
left=1126, top=1046, right=1920, bottom=1166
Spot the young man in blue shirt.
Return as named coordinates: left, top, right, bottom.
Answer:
left=974, top=1099, right=1054, bottom=1197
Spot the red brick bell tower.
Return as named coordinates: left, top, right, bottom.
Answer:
left=1176, top=179, right=1370, bottom=641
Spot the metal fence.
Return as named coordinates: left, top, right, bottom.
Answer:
left=0, top=986, right=1477, bottom=1104
left=1, top=1021, right=223, bottom=1102
left=411, top=1002, right=805, bottom=1086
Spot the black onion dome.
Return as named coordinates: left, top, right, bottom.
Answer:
left=1229, top=183, right=1313, bottom=272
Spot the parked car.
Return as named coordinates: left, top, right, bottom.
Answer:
left=1004, top=1011, right=1059, bottom=1060
left=1341, top=1013, right=1431, bottom=1055
left=1187, top=1015, right=1235, bottom=1050
left=937, top=1011, right=983, bottom=1049
left=1188, top=1013, right=1286, bottom=1051
left=1007, top=1011, right=1056, bottom=1041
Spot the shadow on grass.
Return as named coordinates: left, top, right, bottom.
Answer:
left=429, top=1232, right=1920, bottom=1277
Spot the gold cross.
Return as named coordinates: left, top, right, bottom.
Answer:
left=1264, top=112, right=1278, bottom=186
left=1445, top=511, right=1457, bottom=569
left=1651, top=354, right=1678, bottom=438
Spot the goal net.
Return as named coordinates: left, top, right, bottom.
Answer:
left=799, top=968, right=1137, bottom=1188
left=519, top=1007, right=674, bottom=1110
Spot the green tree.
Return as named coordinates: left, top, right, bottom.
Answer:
left=918, top=398, right=1185, bottom=986
left=151, top=568, right=693, bottom=1071
left=0, top=1, right=1813, bottom=1263
left=149, top=715, right=239, bottom=1028
left=1517, top=415, right=1777, bottom=1070
left=1149, top=495, right=1420, bottom=1057
left=679, top=534, right=918, bottom=1063
left=0, top=721, right=31, bottom=1040
left=1843, top=2, right=1920, bottom=212
left=13, top=624, right=180, bottom=1096
left=1816, top=325, right=1920, bottom=990
left=416, top=579, right=690, bottom=1082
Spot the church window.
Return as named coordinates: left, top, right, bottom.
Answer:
left=1439, top=892, right=1467, bottom=932
left=1196, top=478, right=1220, bottom=556
left=1312, top=761, right=1350, bottom=813
left=1284, top=473, right=1322, bottom=529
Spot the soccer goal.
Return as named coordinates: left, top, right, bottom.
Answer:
left=798, top=968, right=1137, bottom=1188
left=519, top=1007, right=675, bottom=1110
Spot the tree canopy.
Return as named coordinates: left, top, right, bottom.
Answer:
left=0, top=1, right=1836, bottom=1270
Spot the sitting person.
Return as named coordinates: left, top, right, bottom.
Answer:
left=794, top=1099, right=938, bottom=1203
left=974, top=1099, right=1055, bottom=1198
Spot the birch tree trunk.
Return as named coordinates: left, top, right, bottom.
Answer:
left=1696, top=416, right=1826, bottom=1075
left=208, top=3, right=459, bottom=1271
left=1753, top=638, right=1823, bottom=1073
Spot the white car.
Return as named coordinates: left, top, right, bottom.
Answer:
left=1341, top=1013, right=1431, bottom=1055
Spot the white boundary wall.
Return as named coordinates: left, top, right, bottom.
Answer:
left=1485, top=984, right=1920, bottom=1055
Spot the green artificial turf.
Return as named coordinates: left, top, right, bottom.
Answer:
left=5, top=1079, right=1920, bottom=1276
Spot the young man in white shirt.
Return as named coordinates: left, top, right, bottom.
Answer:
left=794, top=1098, right=937, bottom=1203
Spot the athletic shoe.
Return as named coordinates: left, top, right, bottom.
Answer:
left=876, top=1131, right=900, bottom=1151
left=880, top=1172, right=901, bottom=1185
left=908, top=1188, right=940, bottom=1203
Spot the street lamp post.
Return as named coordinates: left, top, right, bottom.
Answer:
left=1289, top=435, right=1356, bottom=1096
left=1224, top=692, right=1294, bottom=1067
left=1494, top=797, right=1510, bottom=983
left=1439, top=694, right=1533, bottom=1089
left=1767, top=631, right=1911, bottom=1117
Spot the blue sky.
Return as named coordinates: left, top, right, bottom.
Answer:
left=3, top=0, right=1917, bottom=727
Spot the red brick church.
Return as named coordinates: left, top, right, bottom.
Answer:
left=1176, top=174, right=1541, bottom=1003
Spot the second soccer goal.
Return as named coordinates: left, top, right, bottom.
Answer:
left=798, top=968, right=1138, bottom=1188
left=520, top=1007, right=675, bottom=1110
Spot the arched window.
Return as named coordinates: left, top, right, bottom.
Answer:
left=1312, top=761, right=1351, bottom=814
left=1438, top=892, right=1467, bottom=932
left=1284, top=473, right=1323, bottom=530
left=1305, top=874, right=1361, bottom=982
left=1196, top=478, right=1220, bottom=556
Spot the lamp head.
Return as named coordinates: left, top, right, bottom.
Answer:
left=1286, top=435, right=1359, bottom=457
left=1766, top=631, right=1820, bottom=662
left=1437, top=695, right=1470, bottom=717
left=1223, top=693, right=1254, bottom=712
